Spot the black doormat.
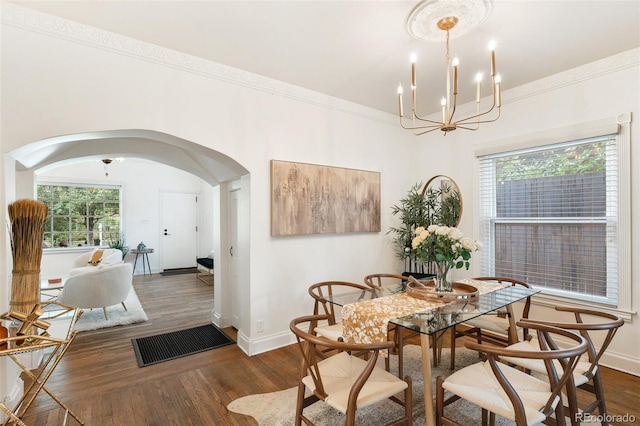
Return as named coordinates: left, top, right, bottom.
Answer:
left=160, top=267, right=198, bottom=276
left=132, top=324, right=235, bottom=367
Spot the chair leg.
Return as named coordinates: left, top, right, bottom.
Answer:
left=404, top=375, right=413, bottom=426
left=102, top=307, right=108, bottom=320
left=294, top=384, right=305, bottom=426
left=592, top=371, right=609, bottom=425
left=121, top=302, right=128, bottom=311
left=564, top=377, right=580, bottom=426
left=436, top=376, right=444, bottom=426
left=397, top=328, right=404, bottom=378
left=450, top=327, right=456, bottom=370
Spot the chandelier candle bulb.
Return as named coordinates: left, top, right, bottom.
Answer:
left=397, top=84, right=404, bottom=117
left=452, top=57, right=459, bottom=95
left=489, top=40, right=496, bottom=76
left=411, top=53, right=417, bottom=87
left=441, top=97, right=447, bottom=122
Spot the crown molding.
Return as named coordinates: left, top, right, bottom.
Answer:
left=1, top=3, right=396, bottom=126
left=503, top=48, right=639, bottom=105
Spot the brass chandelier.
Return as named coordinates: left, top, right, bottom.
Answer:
left=397, top=6, right=501, bottom=135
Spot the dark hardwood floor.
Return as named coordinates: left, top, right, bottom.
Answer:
left=20, top=273, right=640, bottom=425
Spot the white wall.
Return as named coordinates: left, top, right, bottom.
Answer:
left=33, top=159, right=214, bottom=277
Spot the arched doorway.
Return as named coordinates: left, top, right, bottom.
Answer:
left=5, top=129, right=250, bottom=334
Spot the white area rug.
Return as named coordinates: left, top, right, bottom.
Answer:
left=73, top=287, right=148, bottom=332
left=228, top=345, right=574, bottom=426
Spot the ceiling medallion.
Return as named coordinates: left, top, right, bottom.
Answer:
left=406, top=0, right=493, bottom=42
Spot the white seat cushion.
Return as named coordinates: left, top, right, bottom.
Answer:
left=301, top=352, right=407, bottom=414
left=501, top=340, right=594, bottom=386
left=443, top=360, right=558, bottom=425
left=315, top=322, right=344, bottom=341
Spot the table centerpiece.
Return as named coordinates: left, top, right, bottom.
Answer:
left=411, top=225, right=482, bottom=292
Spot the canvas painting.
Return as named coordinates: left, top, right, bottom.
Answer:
left=270, top=160, right=381, bottom=236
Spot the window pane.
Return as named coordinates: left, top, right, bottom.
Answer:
left=71, top=187, right=88, bottom=201
left=52, top=202, right=71, bottom=215
left=494, top=223, right=607, bottom=296
left=52, top=232, right=70, bottom=247
left=88, top=202, right=105, bottom=216
left=496, top=172, right=606, bottom=218
left=52, top=216, right=69, bottom=231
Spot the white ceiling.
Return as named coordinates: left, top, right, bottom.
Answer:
left=13, top=1, right=640, bottom=116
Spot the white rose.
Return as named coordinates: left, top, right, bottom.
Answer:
left=427, top=224, right=439, bottom=233
left=415, top=226, right=425, bottom=235
left=475, top=241, right=483, bottom=250
left=461, top=238, right=477, bottom=251
left=448, top=228, right=463, bottom=241
left=435, top=226, right=450, bottom=236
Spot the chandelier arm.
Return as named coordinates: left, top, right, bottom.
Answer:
left=457, top=108, right=501, bottom=126
left=410, top=112, right=447, bottom=126
left=448, top=94, right=458, bottom=124
left=399, top=118, right=442, bottom=132
left=454, top=124, right=480, bottom=131
left=451, top=96, right=497, bottom=124
left=412, top=126, right=444, bottom=136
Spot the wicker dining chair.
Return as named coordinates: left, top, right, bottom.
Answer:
left=500, top=306, right=624, bottom=426
left=290, top=314, right=413, bottom=426
left=437, top=320, right=588, bottom=426
left=307, top=281, right=370, bottom=357
left=449, top=276, right=532, bottom=369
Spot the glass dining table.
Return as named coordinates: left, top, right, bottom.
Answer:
left=323, top=280, right=539, bottom=426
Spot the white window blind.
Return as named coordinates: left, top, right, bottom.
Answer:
left=478, top=135, right=618, bottom=305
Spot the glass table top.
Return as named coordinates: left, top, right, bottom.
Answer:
left=323, top=283, right=538, bottom=336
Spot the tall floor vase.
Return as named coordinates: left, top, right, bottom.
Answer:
left=8, top=199, right=48, bottom=314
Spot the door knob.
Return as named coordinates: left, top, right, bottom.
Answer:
left=229, top=246, right=234, bottom=256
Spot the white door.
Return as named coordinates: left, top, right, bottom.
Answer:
left=229, top=189, right=241, bottom=328
left=161, top=191, right=198, bottom=270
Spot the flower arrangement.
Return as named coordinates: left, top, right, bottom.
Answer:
left=411, top=225, right=482, bottom=291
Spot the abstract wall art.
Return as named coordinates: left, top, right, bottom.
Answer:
left=270, top=160, right=381, bottom=236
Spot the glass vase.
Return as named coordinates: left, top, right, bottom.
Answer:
left=434, top=261, right=453, bottom=292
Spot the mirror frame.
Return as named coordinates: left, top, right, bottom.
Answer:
left=420, top=174, right=463, bottom=227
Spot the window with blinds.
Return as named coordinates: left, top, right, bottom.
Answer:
left=478, top=135, right=618, bottom=305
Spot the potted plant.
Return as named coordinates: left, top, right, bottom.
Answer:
left=388, top=182, right=434, bottom=279
left=107, top=233, right=129, bottom=258
left=389, top=179, right=463, bottom=279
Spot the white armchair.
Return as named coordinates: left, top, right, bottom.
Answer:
left=71, top=248, right=123, bottom=270
left=58, top=263, right=134, bottom=320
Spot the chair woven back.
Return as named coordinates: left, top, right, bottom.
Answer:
left=307, top=281, right=368, bottom=326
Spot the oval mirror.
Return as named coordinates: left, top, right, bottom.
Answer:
left=421, top=175, right=463, bottom=227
